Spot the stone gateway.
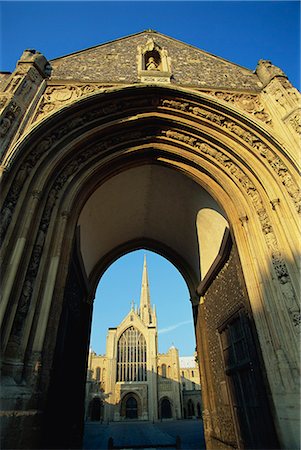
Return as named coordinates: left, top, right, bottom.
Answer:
left=0, top=31, right=300, bottom=449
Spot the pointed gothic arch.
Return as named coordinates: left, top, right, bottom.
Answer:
left=0, top=81, right=299, bottom=450
left=116, top=326, right=147, bottom=382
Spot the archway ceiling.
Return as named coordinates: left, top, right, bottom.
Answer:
left=78, top=164, right=228, bottom=285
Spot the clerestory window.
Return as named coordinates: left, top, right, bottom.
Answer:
left=116, top=326, right=147, bottom=382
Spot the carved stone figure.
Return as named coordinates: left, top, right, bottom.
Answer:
left=146, top=56, right=159, bottom=71
left=256, top=59, right=287, bottom=86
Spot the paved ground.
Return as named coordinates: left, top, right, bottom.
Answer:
left=83, top=419, right=206, bottom=450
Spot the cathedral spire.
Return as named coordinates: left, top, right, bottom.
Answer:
left=139, top=255, right=152, bottom=324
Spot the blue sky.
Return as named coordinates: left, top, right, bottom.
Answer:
left=92, top=250, right=194, bottom=355
left=1, top=1, right=300, bottom=356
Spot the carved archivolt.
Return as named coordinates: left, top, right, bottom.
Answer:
left=201, top=91, right=272, bottom=125
left=31, top=84, right=114, bottom=124
left=1, top=91, right=300, bottom=346
left=1, top=93, right=300, bottom=247
left=160, top=128, right=300, bottom=332
left=4, top=128, right=300, bottom=351
left=160, top=98, right=300, bottom=213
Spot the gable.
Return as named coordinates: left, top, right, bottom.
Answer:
left=49, top=30, right=262, bottom=91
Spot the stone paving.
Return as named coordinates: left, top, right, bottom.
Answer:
left=83, top=419, right=206, bottom=450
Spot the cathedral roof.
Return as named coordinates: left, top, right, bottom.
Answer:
left=49, top=30, right=262, bottom=91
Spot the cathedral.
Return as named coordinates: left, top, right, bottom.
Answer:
left=85, top=257, right=202, bottom=422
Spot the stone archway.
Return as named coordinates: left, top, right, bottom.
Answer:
left=160, top=397, right=173, bottom=419
left=120, top=392, right=142, bottom=420
left=0, top=81, right=299, bottom=450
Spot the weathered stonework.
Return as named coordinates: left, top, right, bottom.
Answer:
left=197, top=247, right=279, bottom=449
left=0, top=31, right=300, bottom=450
left=50, top=31, right=262, bottom=90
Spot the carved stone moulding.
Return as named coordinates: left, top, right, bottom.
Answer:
left=31, top=83, right=116, bottom=124
left=1, top=89, right=299, bottom=251
left=198, top=90, right=272, bottom=126
left=158, top=96, right=300, bottom=214
left=3, top=119, right=299, bottom=355
left=285, top=108, right=301, bottom=136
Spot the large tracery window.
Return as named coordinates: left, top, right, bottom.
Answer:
left=117, top=327, right=147, bottom=382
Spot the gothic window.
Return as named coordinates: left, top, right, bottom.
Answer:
left=191, top=370, right=194, bottom=377
left=95, top=367, right=101, bottom=382
left=116, top=326, right=147, bottom=382
left=161, top=363, right=167, bottom=378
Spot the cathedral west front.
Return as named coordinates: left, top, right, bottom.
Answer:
left=86, top=257, right=202, bottom=422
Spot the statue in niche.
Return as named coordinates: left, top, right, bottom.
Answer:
left=146, top=56, right=159, bottom=71
left=138, top=39, right=171, bottom=81
left=145, top=50, right=161, bottom=71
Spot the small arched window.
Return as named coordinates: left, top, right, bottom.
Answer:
left=167, top=365, right=171, bottom=377
left=161, top=364, right=167, bottom=378
left=191, top=370, right=194, bottom=377
left=95, top=367, right=101, bottom=381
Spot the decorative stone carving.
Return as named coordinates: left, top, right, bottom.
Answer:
left=137, top=38, right=171, bottom=83
left=159, top=97, right=300, bottom=213
left=1, top=93, right=299, bottom=254
left=17, top=49, right=51, bottom=78
left=0, top=101, right=21, bottom=138
left=265, top=78, right=301, bottom=121
left=32, top=84, right=114, bottom=123
left=0, top=95, right=9, bottom=111
left=160, top=127, right=300, bottom=333
left=287, top=109, right=301, bottom=135
left=201, top=91, right=272, bottom=125
left=256, top=60, right=287, bottom=87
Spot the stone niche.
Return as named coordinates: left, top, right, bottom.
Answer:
left=137, top=38, right=172, bottom=83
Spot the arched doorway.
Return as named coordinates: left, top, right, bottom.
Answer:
left=161, top=398, right=172, bottom=419
left=187, top=399, right=195, bottom=418
left=120, top=393, right=141, bottom=420
left=1, top=83, right=297, bottom=450
left=90, top=397, right=102, bottom=422
left=125, top=396, right=138, bottom=419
